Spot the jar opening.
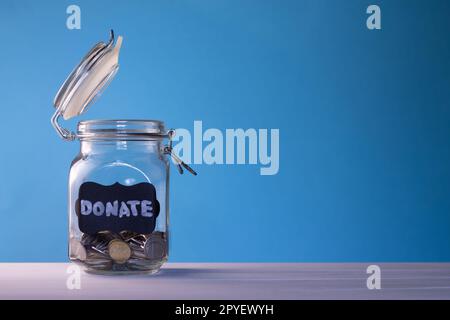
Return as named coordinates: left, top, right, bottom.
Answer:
left=77, top=119, right=167, bottom=140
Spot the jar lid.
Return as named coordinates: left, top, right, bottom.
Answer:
left=77, top=119, right=168, bottom=140
left=53, top=30, right=123, bottom=120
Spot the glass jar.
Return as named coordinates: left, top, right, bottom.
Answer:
left=51, top=31, right=196, bottom=275
left=68, top=120, right=171, bottom=274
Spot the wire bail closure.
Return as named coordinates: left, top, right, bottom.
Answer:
left=164, top=130, right=198, bottom=176
left=51, top=111, right=76, bottom=141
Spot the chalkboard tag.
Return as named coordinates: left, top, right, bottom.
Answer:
left=76, top=182, right=160, bottom=235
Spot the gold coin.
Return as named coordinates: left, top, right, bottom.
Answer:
left=108, top=239, right=131, bottom=264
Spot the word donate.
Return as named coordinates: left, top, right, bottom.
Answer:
left=76, top=182, right=160, bottom=235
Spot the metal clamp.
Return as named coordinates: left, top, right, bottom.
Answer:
left=164, top=129, right=197, bottom=176
left=51, top=110, right=76, bottom=141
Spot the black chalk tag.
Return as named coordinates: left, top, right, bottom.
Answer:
left=76, top=182, right=160, bottom=235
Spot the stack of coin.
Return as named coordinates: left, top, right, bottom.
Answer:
left=69, top=230, right=168, bottom=272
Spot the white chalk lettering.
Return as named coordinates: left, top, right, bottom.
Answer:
left=141, top=200, right=153, bottom=217
left=119, top=201, right=131, bottom=218
left=80, top=200, right=92, bottom=216
left=92, top=201, right=105, bottom=216
left=127, top=200, right=140, bottom=216
left=105, top=201, right=118, bottom=217
left=79, top=200, right=155, bottom=218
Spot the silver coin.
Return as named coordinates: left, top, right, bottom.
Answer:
left=130, top=243, right=146, bottom=259
left=91, top=231, right=118, bottom=251
left=127, top=258, right=162, bottom=271
left=85, top=248, right=113, bottom=268
left=127, top=259, right=151, bottom=270
left=85, top=258, right=113, bottom=269
left=86, top=246, right=108, bottom=257
left=81, top=233, right=96, bottom=246
left=119, top=231, right=139, bottom=241
left=85, top=257, right=112, bottom=265
left=144, top=236, right=166, bottom=260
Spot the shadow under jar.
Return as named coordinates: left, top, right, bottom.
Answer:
left=68, top=120, right=171, bottom=275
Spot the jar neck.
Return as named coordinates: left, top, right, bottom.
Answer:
left=80, top=139, right=162, bottom=155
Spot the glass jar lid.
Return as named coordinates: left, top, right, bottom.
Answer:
left=53, top=30, right=123, bottom=120
left=77, top=120, right=168, bottom=140
left=51, top=30, right=123, bottom=141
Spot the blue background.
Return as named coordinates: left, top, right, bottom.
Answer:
left=0, top=0, right=449, bottom=262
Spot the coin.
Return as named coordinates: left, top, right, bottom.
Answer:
left=88, top=245, right=108, bottom=256
left=108, top=239, right=131, bottom=264
left=129, top=242, right=146, bottom=259
left=85, top=256, right=112, bottom=266
left=119, top=231, right=139, bottom=241
left=144, top=236, right=166, bottom=260
left=69, top=238, right=87, bottom=261
left=81, top=233, right=97, bottom=246
left=127, top=258, right=154, bottom=270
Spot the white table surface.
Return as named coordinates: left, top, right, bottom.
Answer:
left=0, top=263, right=449, bottom=300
